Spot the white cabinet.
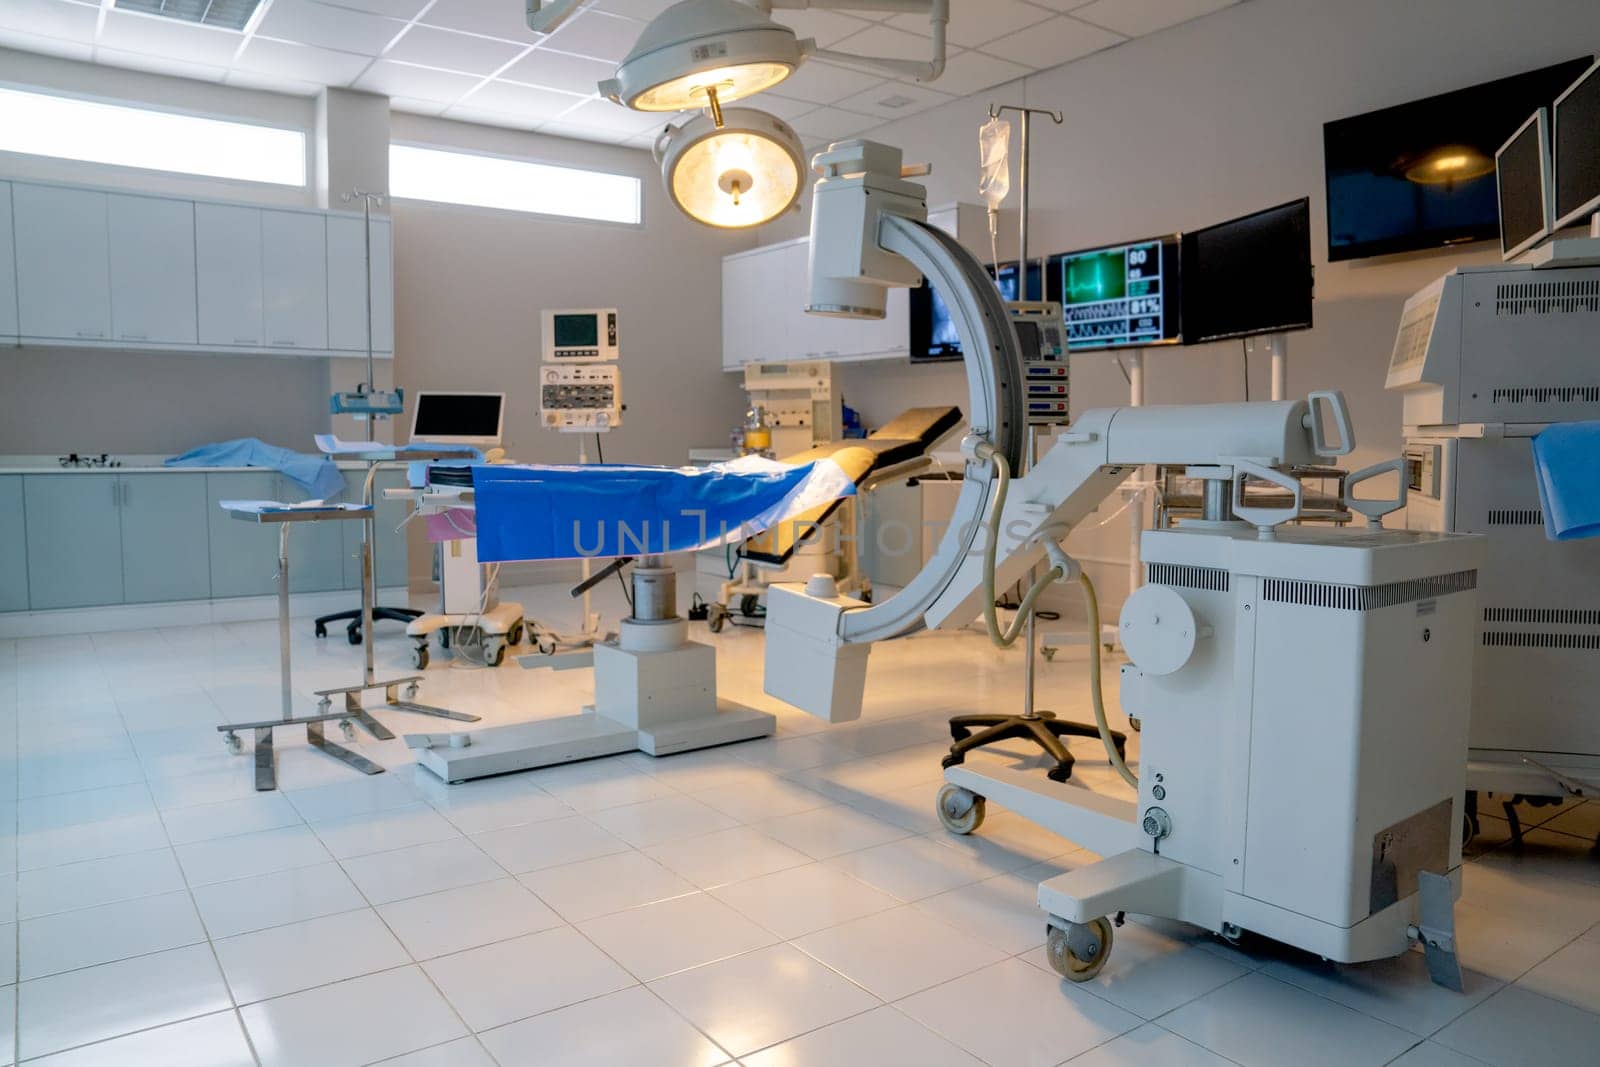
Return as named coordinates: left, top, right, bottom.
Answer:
left=262, top=210, right=328, bottom=351
left=327, top=214, right=394, bottom=355
left=13, top=183, right=111, bottom=341
left=0, top=183, right=16, bottom=338
left=109, top=194, right=197, bottom=345
left=196, top=203, right=264, bottom=347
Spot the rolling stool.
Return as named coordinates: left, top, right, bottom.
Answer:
left=942, top=710, right=1126, bottom=783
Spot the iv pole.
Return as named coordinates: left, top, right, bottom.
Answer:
left=988, top=102, right=1062, bottom=727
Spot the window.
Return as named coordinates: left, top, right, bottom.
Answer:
left=0, top=86, right=306, bottom=187
left=389, top=144, right=642, bottom=226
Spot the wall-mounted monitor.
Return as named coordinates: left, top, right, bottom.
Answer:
left=1554, top=58, right=1600, bottom=231
left=1181, top=198, right=1313, bottom=345
left=1047, top=235, right=1181, bottom=351
left=1496, top=109, right=1552, bottom=260
left=1323, top=56, right=1592, bottom=261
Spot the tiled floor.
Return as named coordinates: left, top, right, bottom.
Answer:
left=0, top=580, right=1597, bottom=1066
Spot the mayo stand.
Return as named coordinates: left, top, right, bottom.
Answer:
left=219, top=502, right=385, bottom=790
left=312, top=448, right=481, bottom=735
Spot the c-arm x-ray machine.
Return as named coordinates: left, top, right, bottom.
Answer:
left=764, top=140, right=1485, bottom=989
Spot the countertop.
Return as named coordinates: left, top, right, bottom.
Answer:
left=0, top=455, right=385, bottom=475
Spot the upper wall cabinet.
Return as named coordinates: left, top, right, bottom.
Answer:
left=14, top=183, right=112, bottom=342
left=7, top=179, right=392, bottom=360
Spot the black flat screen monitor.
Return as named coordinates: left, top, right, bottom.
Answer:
left=1048, top=235, right=1181, bottom=351
left=1181, top=198, right=1313, bottom=345
left=1554, top=58, right=1600, bottom=230
left=1497, top=110, right=1551, bottom=259
left=1323, top=56, right=1592, bottom=261
left=908, top=259, right=1043, bottom=363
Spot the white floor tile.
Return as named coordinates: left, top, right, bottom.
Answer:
left=471, top=815, right=629, bottom=874
left=579, top=891, right=778, bottom=980
left=518, top=850, right=697, bottom=923
left=174, top=824, right=331, bottom=886
left=524, top=761, right=680, bottom=812
left=18, top=812, right=169, bottom=870
left=1161, top=972, right=1418, bottom=1067
left=422, top=926, right=636, bottom=1031
left=192, top=860, right=367, bottom=938
left=754, top=802, right=912, bottom=860
left=1259, top=947, right=1500, bottom=1036
left=645, top=826, right=811, bottom=889
left=588, top=794, right=739, bottom=848
left=340, top=837, right=505, bottom=904
left=159, top=792, right=302, bottom=845
left=375, top=1037, right=497, bottom=1066
left=25, top=1009, right=254, bottom=1066
left=0, top=924, right=15, bottom=986
left=415, top=776, right=574, bottom=835
left=795, top=906, right=1009, bottom=1000
left=898, top=957, right=1142, bottom=1067
left=1062, top=1023, right=1234, bottom=1066
left=824, top=834, right=997, bottom=901
left=711, top=862, right=900, bottom=939
left=17, top=847, right=185, bottom=918
left=241, top=965, right=469, bottom=1067
left=1022, top=921, right=1248, bottom=1021
left=1433, top=984, right=1600, bottom=1067
left=649, top=944, right=881, bottom=1058
left=1516, top=922, right=1600, bottom=1015
left=311, top=803, right=461, bottom=859
left=284, top=774, right=423, bottom=822
left=20, top=889, right=205, bottom=979
left=215, top=908, right=410, bottom=1003
left=911, top=865, right=1062, bottom=956
left=693, top=777, right=831, bottom=823
left=478, top=985, right=728, bottom=1067
left=18, top=944, right=231, bottom=1060
left=377, top=878, right=563, bottom=960
left=1385, top=1042, right=1498, bottom=1067
left=743, top=1005, right=984, bottom=1067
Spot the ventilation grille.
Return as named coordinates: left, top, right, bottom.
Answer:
left=1487, top=508, right=1544, bottom=526
left=1484, top=607, right=1600, bottom=625
left=1484, top=631, right=1600, bottom=650
left=1388, top=296, right=1438, bottom=375
left=1147, top=563, right=1230, bottom=592
left=1262, top=570, right=1476, bottom=612
left=1491, top=385, right=1600, bottom=405
left=114, top=0, right=263, bottom=31
left=1496, top=279, right=1600, bottom=316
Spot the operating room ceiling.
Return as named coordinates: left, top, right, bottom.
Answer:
left=0, top=0, right=1243, bottom=151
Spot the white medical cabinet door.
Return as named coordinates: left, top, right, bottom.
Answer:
left=196, top=203, right=264, bottom=348
left=261, top=209, right=328, bottom=351
left=109, top=194, right=198, bottom=345
left=326, top=214, right=394, bottom=355
left=0, top=183, right=16, bottom=339
left=13, top=183, right=111, bottom=342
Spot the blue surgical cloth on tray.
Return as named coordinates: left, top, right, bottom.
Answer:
left=471, top=457, right=855, bottom=562
left=166, top=438, right=344, bottom=499
left=1532, top=421, right=1600, bottom=541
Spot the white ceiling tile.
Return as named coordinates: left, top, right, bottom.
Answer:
left=389, top=94, right=450, bottom=116
left=556, top=96, right=670, bottom=135
left=888, top=0, right=1053, bottom=48
left=0, top=0, right=98, bottom=44
left=234, top=36, right=374, bottom=86
left=224, top=68, right=325, bottom=96
left=1071, top=0, right=1238, bottom=37
left=769, top=9, right=875, bottom=49
left=444, top=106, right=546, bottom=132
left=928, top=48, right=1031, bottom=97
left=828, top=22, right=949, bottom=64
left=457, top=78, right=585, bottom=121
left=257, top=0, right=407, bottom=56
left=384, top=24, right=528, bottom=75
left=792, top=105, right=878, bottom=142
left=588, top=0, right=674, bottom=22
left=764, top=59, right=884, bottom=105
left=745, top=93, right=817, bottom=123
left=832, top=79, right=953, bottom=121
left=1025, top=0, right=1101, bottom=11
left=98, top=10, right=244, bottom=67
left=981, top=14, right=1124, bottom=69
left=95, top=47, right=229, bottom=83
left=0, top=26, right=93, bottom=60
left=536, top=120, right=634, bottom=146
left=354, top=58, right=481, bottom=102
left=418, top=0, right=540, bottom=44
left=315, top=0, right=431, bottom=16
left=539, top=8, right=641, bottom=63
left=500, top=47, right=614, bottom=95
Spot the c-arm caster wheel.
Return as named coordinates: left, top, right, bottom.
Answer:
left=223, top=731, right=243, bottom=756
left=484, top=641, right=507, bottom=667
left=936, top=784, right=985, bottom=835
left=411, top=644, right=430, bottom=670
left=1046, top=918, right=1113, bottom=982
left=508, top=621, right=525, bottom=645
left=404, top=682, right=420, bottom=700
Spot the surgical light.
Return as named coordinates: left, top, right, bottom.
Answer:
left=655, top=107, right=805, bottom=229
left=601, top=0, right=804, bottom=115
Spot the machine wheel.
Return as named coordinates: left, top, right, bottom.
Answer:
left=1046, top=918, right=1114, bottom=982
left=314, top=622, right=327, bottom=638
left=223, top=731, right=242, bottom=756
left=1041, top=646, right=1057, bottom=662
left=439, top=630, right=452, bottom=650
left=484, top=641, right=507, bottom=667
left=860, top=587, right=873, bottom=604
left=404, top=682, right=420, bottom=699
left=739, top=594, right=761, bottom=617
left=347, top=627, right=362, bottom=646
left=339, top=719, right=356, bottom=742
left=411, top=645, right=430, bottom=670
left=508, top=621, right=525, bottom=645
left=317, top=697, right=333, bottom=713
left=936, top=784, right=986, bottom=835
left=708, top=607, right=727, bottom=633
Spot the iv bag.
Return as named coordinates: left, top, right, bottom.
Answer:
left=978, top=117, right=1011, bottom=210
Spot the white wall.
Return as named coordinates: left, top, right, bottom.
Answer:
left=756, top=0, right=1600, bottom=613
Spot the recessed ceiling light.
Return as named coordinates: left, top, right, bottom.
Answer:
left=877, top=94, right=915, bottom=109
left=114, top=0, right=264, bottom=33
